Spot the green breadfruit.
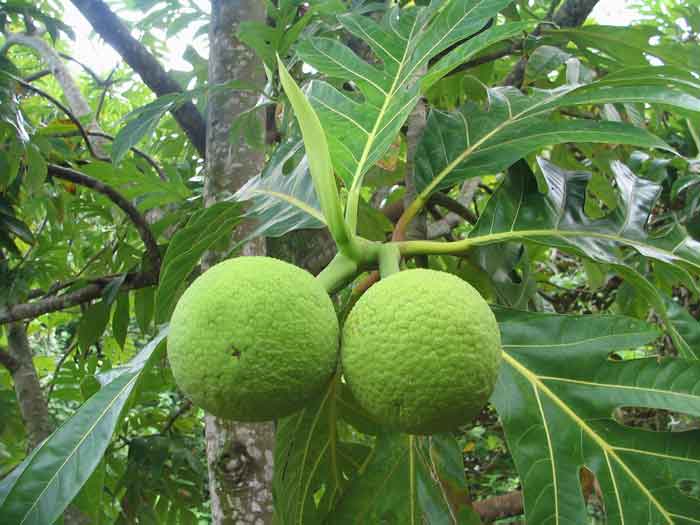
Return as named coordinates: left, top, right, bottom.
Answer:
left=167, top=256, right=339, bottom=421
left=341, top=269, right=502, bottom=435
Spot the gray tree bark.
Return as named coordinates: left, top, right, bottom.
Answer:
left=204, top=1, right=274, bottom=523
left=7, top=322, right=52, bottom=450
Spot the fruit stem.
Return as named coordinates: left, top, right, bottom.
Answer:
left=378, top=244, right=401, bottom=278
left=317, top=252, right=359, bottom=294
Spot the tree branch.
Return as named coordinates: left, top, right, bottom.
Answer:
left=473, top=490, right=524, bottom=523
left=0, top=346, right=20, bottom=373
left=47, top=164, right=161, bottom=271
left=504, top=0, right=600, bottom=87
left=69, top=0, right=207, bottom=158
left=552, top=0, right=600, bottom=27
left=23, top=68, right=51, bottom=82
left=2, top=33, right=96, bottom=123
left=429, top=192, right=477, bottom=225
left=0, top=271, right=158, bottom=324
left=58, top=52, right=105, bottom=85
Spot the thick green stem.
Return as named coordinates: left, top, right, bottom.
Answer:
left=378, top=244, right=401, bottom=278
left=396, top=228, right=700, bottom=272
left=316, top=253, right=360, bottom=294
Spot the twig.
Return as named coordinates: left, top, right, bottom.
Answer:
left=26, top=227, right=129, bottom=301
left=87, top=131, right=166, bottom=180
left=95, top=68, right=117, bottom=125
left=447, top=43, right=521, bottom=78
left=47, top=163, right=161, bottom=271
left=161, top=399, right=193, bottom=434
left=24, top=69, right=51, bottom=82
left=47, top=338, right=79, bottom=401
left=58, top=52, right=105, bottom=85
left=16, top=77, right=105, bottom=160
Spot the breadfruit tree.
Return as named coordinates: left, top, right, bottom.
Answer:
left=1, top=0, right=700, bottom=524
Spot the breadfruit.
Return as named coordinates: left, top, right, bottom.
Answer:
left=168, top=256, right=339, bottom=421
left=341, top=269, right=501, bottom=434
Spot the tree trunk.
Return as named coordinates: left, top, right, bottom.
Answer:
left=204, top=1, right=274, bottom=523
left=7, top=322, right=52, bottom=450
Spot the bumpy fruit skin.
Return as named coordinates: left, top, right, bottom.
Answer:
left=168, top=256, right=339, bottom=421
left=341, top=269, right=501, bottom=434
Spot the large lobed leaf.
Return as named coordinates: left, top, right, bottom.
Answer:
left=414, top=67, right=700, bottom=194
left=0, top=328, right=168, bottom=524
left=468, top=157, right=700, bottom=357
left=492, top=308, right=700, bottom=524
left=296, top=0, right=518, bottom=227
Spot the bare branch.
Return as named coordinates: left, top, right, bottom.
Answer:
left=429, top=192, right=477, bottom=225
left=58, top=52, right=105, bottom=85
left=473, top=490, right=524, bottom=523
left=95, top=68, right=118, bottom=124
left=47, top=164, right=161, bottom=271
left=161, top=399, right=193, bottom=434
left=24, top=69, right=51, bottom=82
left=70, top=0, right=207, bottom=158
left=0, top=346, right=20, bottom=373
left=0, top=270, right=157, bottom=324
left=449, top=44, right=521, bottom=76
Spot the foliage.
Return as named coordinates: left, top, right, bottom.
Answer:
left=0, top=0, right=699, bottom=523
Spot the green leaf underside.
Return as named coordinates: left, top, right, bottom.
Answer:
left=328, top=433, right=478, bottom=525
left=273, top=378, right=342, bottom=525
left=274, top=378, right=477, bottom=525
left=0, top=329, right=168, bottom=524
left=296, top=0, right=517, bottom=228
left=235, top=138, right=326, bottom=241
left=415, top=67, right=700, bottom=193
left=469, top=158, right=700, bottom=357
left=492, top=309, right=700, bottom=524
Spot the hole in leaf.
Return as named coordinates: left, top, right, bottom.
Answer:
left=339, top=81, right=366, bottom=103
left=678, top=479, right=700, bottom=499
left=579, top=466, right=603, bottom=507
left=613, top=407, right=700, bottom=432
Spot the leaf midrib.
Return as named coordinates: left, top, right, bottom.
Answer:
left=15, top=372, right=138, bottom=524
left=504, top=352, right=674, bottom=524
